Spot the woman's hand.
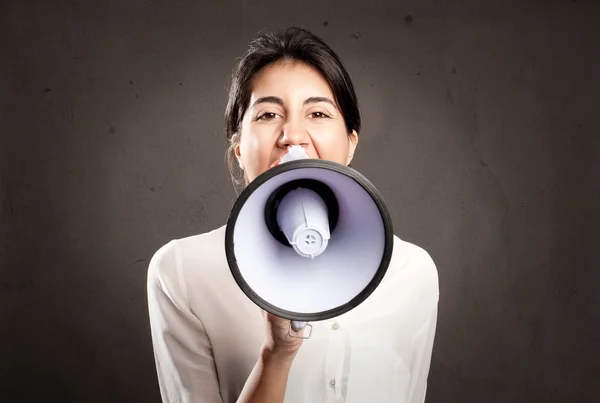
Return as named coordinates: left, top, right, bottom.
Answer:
left=261, top=310, right=305, bottom=361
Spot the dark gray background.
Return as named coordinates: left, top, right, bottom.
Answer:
left=2, top=0, right=598, bottom=402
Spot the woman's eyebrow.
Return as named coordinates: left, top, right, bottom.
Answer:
left=250, top=96, right=337, bottom=110
left=303, top=96, right=336, bottom=108
left=250, top=96, right=283, bottom=110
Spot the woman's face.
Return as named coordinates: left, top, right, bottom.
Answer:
left=235, top=60, right=358, bottom=184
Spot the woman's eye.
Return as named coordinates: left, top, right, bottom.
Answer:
left=308, top=111, right=330, bottom=119
left=257, top=112, right=279, bottom=120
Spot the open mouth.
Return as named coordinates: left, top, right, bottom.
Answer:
left=269, top=146, right=311, bottom=168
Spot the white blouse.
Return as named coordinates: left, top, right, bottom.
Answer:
left=147, top=225, right=439, bottom=403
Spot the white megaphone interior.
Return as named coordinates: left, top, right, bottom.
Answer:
left=232, top=160, right=387, bottom=315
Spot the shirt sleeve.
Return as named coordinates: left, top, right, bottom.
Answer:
left=147, top=240, right=224, bottom=403
left=407, top=306, right=438, bottom=403
left=405, top=249, right=440, bottom=403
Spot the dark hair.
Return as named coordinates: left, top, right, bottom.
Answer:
left=224, top=26, right=361, bottom=192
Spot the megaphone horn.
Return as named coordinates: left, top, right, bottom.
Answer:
left=225, top=146, right=394, bottom=337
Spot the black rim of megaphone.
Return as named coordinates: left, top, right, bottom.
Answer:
left=225, top=159, right=394, bottom=323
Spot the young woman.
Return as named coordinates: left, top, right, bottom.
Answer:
left=147, top=27, right=439, bottom=403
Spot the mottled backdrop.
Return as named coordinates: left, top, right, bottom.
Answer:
left=1, top=0, right=598, bottom=402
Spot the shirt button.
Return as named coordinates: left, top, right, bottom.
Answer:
left=331, top=322, right=339, bottom=330
left=329, top=379, right=336, bottom=388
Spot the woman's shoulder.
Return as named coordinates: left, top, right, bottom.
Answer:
left=147, top=225, right=228, bottom=285
left=386, top=234, right=439, bottom=292
left=392, top=235, right=438, bottom=269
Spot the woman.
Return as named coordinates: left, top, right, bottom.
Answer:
left=147, top=27, right=439, bottom=403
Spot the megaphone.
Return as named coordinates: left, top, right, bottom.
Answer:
left=225, top=146, right=394, bottom=337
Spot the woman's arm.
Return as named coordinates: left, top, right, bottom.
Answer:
left=236, top=345, right=294, bottom=403
left=147, top=241, right=223, bottom=403
left=237, top=312, right=305, bottom=403
left=407, top=307, right=438, bottom=403
left=148, top=241, right=303, bottom=403
left=405, top=248, right=440, bottom=403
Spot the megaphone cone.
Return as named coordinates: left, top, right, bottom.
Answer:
left=225, top=149, right=394, bottom=328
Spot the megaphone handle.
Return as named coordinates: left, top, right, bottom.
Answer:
left=291, top=321, right=307, bottom=330
left=289, top=321, right=313, bottom=339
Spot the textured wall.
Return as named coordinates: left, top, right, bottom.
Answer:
left=1, top=0, right=598, bottom=402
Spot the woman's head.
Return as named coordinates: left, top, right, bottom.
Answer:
left=224, top=27, right=361, bottom=192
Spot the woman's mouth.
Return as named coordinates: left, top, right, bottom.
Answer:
left=269, top=146, right=311, bottom=169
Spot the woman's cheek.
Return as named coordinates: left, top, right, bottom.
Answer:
left=313, top=139, right=348, bottom=164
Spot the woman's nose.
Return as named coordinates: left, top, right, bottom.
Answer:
left=278, top=122, right=310, bottom=147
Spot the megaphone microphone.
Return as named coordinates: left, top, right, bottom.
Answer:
left=225, top=145, right=394, bottom=339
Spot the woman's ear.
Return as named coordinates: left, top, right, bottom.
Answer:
left=234, top=139, right=243, bottom=170
left=346, top=130, right=359, bottom=165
